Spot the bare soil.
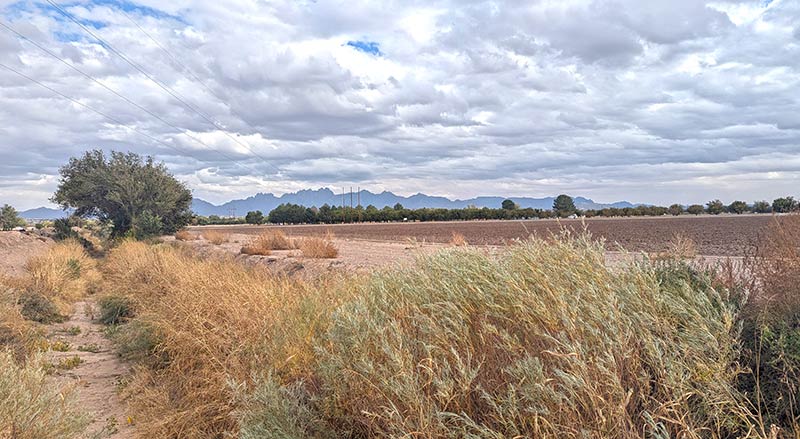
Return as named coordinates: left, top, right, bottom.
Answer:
left=0, top=231, right=53, bottom=276
left=47, top=301, right=134, bottom=438
left=192, top=214, right=772, bottom=257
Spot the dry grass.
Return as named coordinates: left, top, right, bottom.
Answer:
left=101, top=241, right=349, bottom=438
left=24, top=240, right=100, bottom=311
left=449, top=231, right=468, bottom=246
left=0, top=351, right=89, bottom=439
left=653, top=233, right=698, bottom=261
left=174, top=230, right=196, bottom=241
left=203, top=231, right=229, bottom=245
left=298, top=233, right=338, bottom=259
left=105, top=235, right=764, bottom=438
left=240, top=230, right=298, bottom=256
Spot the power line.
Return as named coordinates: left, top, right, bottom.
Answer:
left=0, top=19, right=253, bottom=171
left=0, top=61, right=201, bottom=162
left=44, top=0, right=282, bottom=175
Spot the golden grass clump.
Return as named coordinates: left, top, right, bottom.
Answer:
left=202, top=230, right=229, bottom=245
left=174, top=230, right=196, bottom=241
left=101, top=241, right=348, bottom=438
left=449, top=231, right=468, bottom=246
left=0, top=350, right=89, bottom=439
left=23, top=240, right=100, bottom=314
left=240, top=230, right=298, bottom=256
left=110, top=235, right=761, bottom=437
left=298, top=233, right=338, bottom=259
left=653, top=233, right=698, bottom=261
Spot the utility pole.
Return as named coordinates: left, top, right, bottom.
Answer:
left=358, top=186, right=362, bottom=223
left=342, top=187, right=346, bottom=223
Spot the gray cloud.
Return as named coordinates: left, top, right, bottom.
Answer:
left=0, top=0, right=798, bottom=209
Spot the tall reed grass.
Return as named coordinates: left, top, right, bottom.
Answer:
left=105, top=235, right=763, bottom=438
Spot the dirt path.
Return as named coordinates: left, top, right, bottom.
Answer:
left=47, top=299, right=135, bottom=438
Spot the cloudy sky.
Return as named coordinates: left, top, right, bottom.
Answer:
left=0, top=0, right=798, bottom=209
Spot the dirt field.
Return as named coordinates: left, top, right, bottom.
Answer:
left=0, top=231, right=53, bottom=276
left=192, top=214, right=774, bottom=256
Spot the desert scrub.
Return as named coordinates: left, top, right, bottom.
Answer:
left=241, top=230, right=299, bottom=255
left=174, top=230, right=196, bottom=241
left=23, top=240, right=100, bottom=314
left=202, top=230, right=229, bottom=245
left=241, top=235, right=755, bottom=438
left=101, top=240, right=347, bottom=437
left=298, top=234, right=338, bottom=258
left=0, top=350, right=89, bottom=438
left=97, top=294, right=135, bottom=325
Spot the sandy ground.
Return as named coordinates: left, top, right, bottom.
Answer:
left=47, top=301, right=135, bottom=438
left=174, top=232, right=743, bottom=276
left=0, top=231, right=53, bottom=276
left=170, top=233, right=447, bottom=275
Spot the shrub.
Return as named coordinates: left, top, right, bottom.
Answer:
left=241, top=230, right=297, bottom=256
left=23, top=240, right=99, bottom=314
left=175, top=230, right=196, bottom=241
left=738, top=214, right=800, bottom=435
left=97, top=294, right=135, bottom=325
left=18, top=291, right=65, bottom=324
left=100, top=241, right=343, bottom=437
left=0, top=350, right=89, bottom=438
left=449, top=231, right=468, bottom=246
left=299, top=235, right=338, bottom=259
left=203, top=231, right=229, bottom=245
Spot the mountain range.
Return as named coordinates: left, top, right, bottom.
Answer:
left=19, top=189, right=638, bottom=219
left=189, top=188, right=637, bottom=217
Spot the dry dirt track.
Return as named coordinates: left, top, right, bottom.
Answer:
left=193, top=214, right=775, bottom=257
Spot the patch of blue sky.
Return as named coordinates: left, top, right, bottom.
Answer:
left=346, top=40, right=381, bottom=56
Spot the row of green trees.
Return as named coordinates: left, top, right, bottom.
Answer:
left=229, top=195, right=798, bottom=225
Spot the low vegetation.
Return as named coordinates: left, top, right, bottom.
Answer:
left=241, top=230, right=297, bottom=256
left=174, top=230, right=196, bottom=241
left=0, top=241, right=98, bottom=437
left=203, top=230, right=230, bottom=245
left=96, top=230, right=800, bottom=438
left=298, top=234, right=338, bottom=258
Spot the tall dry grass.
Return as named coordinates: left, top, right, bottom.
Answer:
left=0, top=351, right=89, bottom=439
left=174, top=230, right=196, bottom=241
left=106, top=235, right=763, bottom=438
left=202, top=230, right=229, bottom=245
left=0, top=241, right=96, bottom=438
left=298, top=233, right=338, bottom=259
left=738, top=214, right=800, bottom=436
left=241, top=230, right=298, bottom=256
left=101, top=241, right=350, bottom=437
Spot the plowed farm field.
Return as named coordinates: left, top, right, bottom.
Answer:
left=192, top=214, right=774, bottom=256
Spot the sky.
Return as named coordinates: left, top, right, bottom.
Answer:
left=0, top=0, right=799, bottom=209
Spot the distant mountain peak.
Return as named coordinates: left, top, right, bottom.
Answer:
left=191, top=188, right=638, bottom=216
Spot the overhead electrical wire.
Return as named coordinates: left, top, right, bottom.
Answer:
left=0, top=19, right=258, bottom=174
left=44, top=0, right=283, bottom=175
left=0, top=61, right=203, bottom=162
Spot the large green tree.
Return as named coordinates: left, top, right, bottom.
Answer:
left=553, top=194, right=576, bottom=217
left=0, top=204, right=25, bottom=230
left=52, top=150, right=192, bottom=237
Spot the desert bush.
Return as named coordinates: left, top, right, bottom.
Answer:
left=101, top=241, right=347, bottom=437
left=97, top=294, right=135, bottom=325
left=0, top=350, right=89, bottom=438
left=738, top=214, right=800, bottom=436
left=245, top=236, right=751, bottom=438
left=0, top=283, right=39, bottom=360
left=174, top=230, right=196, bottom=241
left=241, top=230, right=298, bottom=255
left=103, top=235, right=762, bottom=438
left=23, top=240, right=99, bottom=314
left=449, top=231, right=468, bottom=246
left=17, top=291, right=65, bottom=324
left=203, top=230, right=229, bottom=245
left=299, top=234, right=338, bottom=259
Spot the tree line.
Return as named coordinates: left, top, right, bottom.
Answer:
left=217, top=195, right=799, bottom=225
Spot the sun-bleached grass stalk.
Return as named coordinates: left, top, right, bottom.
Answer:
left=0, top=351, right=89, bottom=439
left=202, top=231, right=229, bottom=245
left=105, top=234, right=764, bottom=437
left=298, top=233, right=338, bottom=259
left=23, top=240, right=100, bottom=311
left=101, top=241, right=350, bottom=438
left=449, top=231, right=467, bottom=246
